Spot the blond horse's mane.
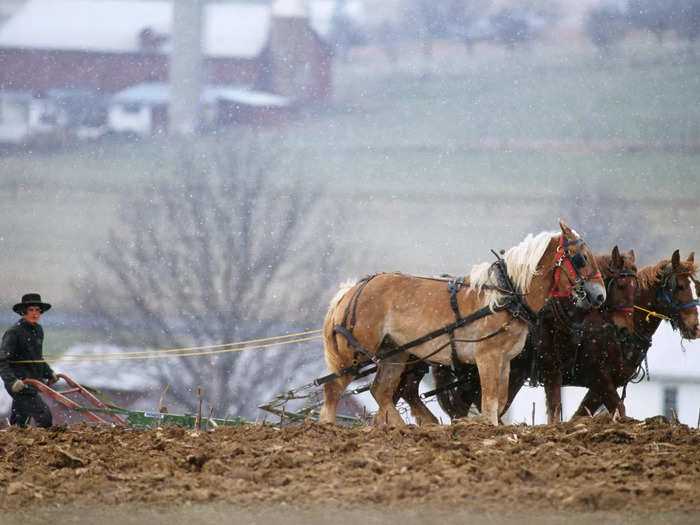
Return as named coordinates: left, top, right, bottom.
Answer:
left=328, top=279, right=357, bottom=310
left=470, top=231, right=558, bottom=310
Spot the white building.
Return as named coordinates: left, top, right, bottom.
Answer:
left=0, top=91, right=64, bottom=145
left=107, top=82, right=291, bottom=137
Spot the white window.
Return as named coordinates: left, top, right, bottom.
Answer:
left=662, top=386, right=678, bottom=420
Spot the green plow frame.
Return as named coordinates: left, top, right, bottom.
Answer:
left=72, top=404, right=247, bottom=430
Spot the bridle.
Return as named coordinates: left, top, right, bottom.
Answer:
left=550, top=235, right=602, bottom=306
left=656, top=271, right=700, bottom=327
left=604, top=265, right=638, bottom=315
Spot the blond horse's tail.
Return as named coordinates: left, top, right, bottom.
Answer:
left=323, top=281, right=355, bottom=373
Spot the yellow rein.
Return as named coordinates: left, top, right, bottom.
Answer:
left=633, top=304, right=671, bottom=322
left=11, top=329, right=323, bottom=364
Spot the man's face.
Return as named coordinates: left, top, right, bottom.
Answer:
left=23, top=306, right=41, bottom=324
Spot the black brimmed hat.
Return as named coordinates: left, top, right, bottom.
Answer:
left=13, top=293, right=51, bottom=314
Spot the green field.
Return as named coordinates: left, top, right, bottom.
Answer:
left=1, top=39, right=699, bottom=329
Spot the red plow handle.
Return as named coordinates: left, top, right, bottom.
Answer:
left=23, top=373, right=128, bottom=426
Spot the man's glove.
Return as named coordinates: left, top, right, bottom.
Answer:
left=47, top=374, right=59, bottom=387
left=10, top=379, right=26, bottom=393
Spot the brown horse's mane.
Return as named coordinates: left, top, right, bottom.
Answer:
left=594, top=252, right=636, bottom=278
left=637, top=258, right=699, bottom=291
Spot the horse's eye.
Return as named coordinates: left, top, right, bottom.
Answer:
left=677, top=285, right=685, bottom=291
left=617, top=284, right=625, bottom=291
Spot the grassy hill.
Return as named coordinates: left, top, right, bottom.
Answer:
left=1, top=39, right=698, bottom=326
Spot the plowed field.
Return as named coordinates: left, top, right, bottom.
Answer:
left=2, top=414, right=699, bottom=524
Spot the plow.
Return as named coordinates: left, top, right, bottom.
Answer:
left=23, top=373, right=246, bottom=430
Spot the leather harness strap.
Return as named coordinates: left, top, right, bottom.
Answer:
left=447, top=277, right=466, bottom=372
left=319, top=252, right=541, bottom=387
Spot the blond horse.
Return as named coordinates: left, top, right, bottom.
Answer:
left=319, top=221, right=607, bottom=426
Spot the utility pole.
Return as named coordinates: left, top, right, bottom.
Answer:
left=169, top=0, right=203, bottom=136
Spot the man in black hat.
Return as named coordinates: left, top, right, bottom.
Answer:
left=0, top=293, right=59, bottom=427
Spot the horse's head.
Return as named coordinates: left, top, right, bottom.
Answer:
left=601, top=246, right=638, bottom=334
left=551, top=221, right=606, bottom=310
left=656, top=250, right=700, bottom=339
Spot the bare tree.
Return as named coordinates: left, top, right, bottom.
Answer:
left=531, top=187, right=663, bottom=265
left=585, top=5, right=629, bottom=55
left=75, top=139, right=347, bottom=418
left=628, top=0, right=681, bottom=44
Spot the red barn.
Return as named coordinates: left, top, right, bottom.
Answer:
left=0, top=0, right=332, bottom=103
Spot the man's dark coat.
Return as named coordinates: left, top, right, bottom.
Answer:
left=0, top=319, right=54, bottom=395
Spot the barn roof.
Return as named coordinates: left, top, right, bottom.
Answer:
left=0, top=0, right=321, bottom=59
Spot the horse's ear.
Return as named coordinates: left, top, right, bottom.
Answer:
left=611, top=245, right=621, bottom=267
left=628, top=249, right=636, bottom=263
left=672, top=249, right=680, bottom=269
left=558, top=220, right=575, bottom=239
left=688, top=251, right=695, bottom=263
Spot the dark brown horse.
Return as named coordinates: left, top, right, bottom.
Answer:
left=573, top=250, right=699, bottom=417
left=416, top=249, right=699, bottom=423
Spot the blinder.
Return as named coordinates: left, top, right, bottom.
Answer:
left=664, top=275, right=677, bottom=294
left=571, top=252, right=587, bottom=270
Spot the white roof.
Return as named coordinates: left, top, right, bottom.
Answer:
left=110, top=82, right=291, bottom=108
left=0, top=0, right=271, bottom=59
left=111, top=82, right=171, bottom=105
left=203, top=85, right=291, bottom=108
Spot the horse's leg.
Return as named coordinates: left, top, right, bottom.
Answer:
left=600, top=384, right=626, bottom=417
left=435, top=365, right=476, bottom=420
left=395, top=364, right=438, bottom=426
left=371, top=352, right=410, bottom=426
left=573, top=389, right=604, bottom=418
left=543, top=371, right=563, bottom=424
left=538, top=327, right=563, bottom=424
left=497, top=358, right=512, bottom=418
left=475, top=347, right=507, bottom=426
left=500, top=362, right=529, bottom=416
left=319, top=374, right=355, bottom=424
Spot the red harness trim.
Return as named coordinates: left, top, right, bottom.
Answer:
left=551, top=236, right=571, bottom=298
left=550, top=235, right=601, bottom=299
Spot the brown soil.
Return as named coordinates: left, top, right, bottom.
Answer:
left=1, top=414, right=699, bottom=518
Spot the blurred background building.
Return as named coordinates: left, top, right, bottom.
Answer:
left=0, top=0, right=332, bottom=141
